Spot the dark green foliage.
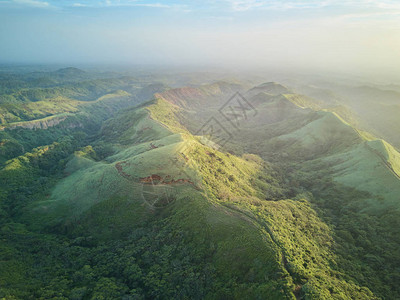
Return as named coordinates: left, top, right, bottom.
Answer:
left=0, top=127, right=83, bottom=165
left=0, top=135, right=83, bottom=216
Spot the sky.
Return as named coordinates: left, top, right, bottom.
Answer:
left=1, top=0, right=400, bottom=77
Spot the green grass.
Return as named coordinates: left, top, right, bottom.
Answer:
left=318, top=140, right=400, bottom=208
left=2, top=78, right=399, bottom=299
left=0, top=96, right=79, bottom=124
left=12, top=97, right=299, bottom=298
left=271, top=111, right=361, bottom=155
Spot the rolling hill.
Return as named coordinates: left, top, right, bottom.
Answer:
left=0, top=72, right=399, bottom=299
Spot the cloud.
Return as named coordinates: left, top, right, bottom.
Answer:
left=101, top=1, right=190, bottom=11
left=225, top=0, right=266, bottom=11
left=103, top=1, right=168, bottom=8
left=5, top=0, right=400, bottom=13
left=131, top=3, right=171, bottom=8
left=12, top=0, right=49, bottom=8
left=72, top=3, right=88, bottom=7
left=2, top=0, right=191, bottom=11
left=222, top=0, right=325, bottom=11
left=223, top=0, right=400, bottom=12
left=133, top=3, right=191, bottom=12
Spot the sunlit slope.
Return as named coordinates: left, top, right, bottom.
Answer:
left=2, top=76, right=396, bottom=298
left=175, top=80, right=400, bottom=210
left=280, top=113, right=400, bottom=207
left=26, top=96, right=378, bottom=299
left=32, top=102, right=191, bottom=218
left=156, top=81, right=400, bottom=210
left=266, top=111, right=362, bottom=158
left=321, top=139, right=400, bottom=207
left=368, top=139, right=400, bottom=177
left=239, top=91, right=400, bottom=209
left=296, top=83, right=400, bottom=148
left=182, top=127, right=377, bottom=299
left=33, top=96, right=268, bottom=223
left=0, top=75, right=140, bottom=124
left=26, top=98, right=298, bottom=298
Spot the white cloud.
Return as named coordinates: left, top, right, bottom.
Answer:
left=131, top=3, right=170, bottom=8
left=72, top=3, right=88, bottom=7
left=101, top=1, right=190, bottom=11
left=226, top=0, right=265, bottom=11
left=223, top=0, right=400, bottom=12
left=12, top=0, right=49, bottom=8
left=222, top=0, right=327, bottom=11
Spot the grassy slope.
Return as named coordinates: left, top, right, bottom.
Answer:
left=185, top=122, right=376, bottom=298
left=0, top=90, right=132, bottom=128
left=150, top=85, right=398, bottom=298
left=225, top=86, right=400, bottom=298
left=24, top=98, right=298, bottom=298
left=296, top=84, right=400, bottom=148
left=2, top=79, right=398, bottom=299
left=320, top=140, right=400, bottom=208
left=272, top=110, right=400, bottom=208
left=240, top=93, right=400, bottom=209
left=90, top=98, right=381, bottom=297
left=0, top=78, right=168, bottom=167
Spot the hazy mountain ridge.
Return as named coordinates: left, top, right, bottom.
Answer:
left=288, top=80, right=400, bottom=148
left=0, top=71, right=399, bottom=299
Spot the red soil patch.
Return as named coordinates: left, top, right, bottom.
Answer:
left=140, top=174, right=162, bottom=183
left=115, top=161, right=132, bottom=179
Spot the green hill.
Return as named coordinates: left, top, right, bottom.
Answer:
left=294, top=82, right=400, bottom=148
left=17, top=96, right=379, bottom=298
left=222, top=85, right=400, bottom=298
left=247, top=82, right=291, bottom=97
left=1, top=74, right=400, bottom=299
